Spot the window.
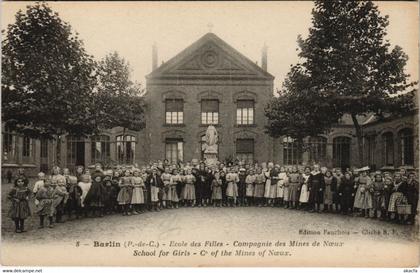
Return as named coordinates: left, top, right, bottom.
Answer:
left=399, top=128, right=414, bottom=166
left=2, top=129, right=17, bottom=163
left=308, top=136, right=327, bottom=163
left=283, top=137, right=302, bottom=165
left=382, top=132, right=394, bottom=166
left=165, top=99, right=183, bottom=124
left=236, top=100, right=254, bottom=125
left=165, top=138, right=183, bottom=164
left=91, top=135, right=111, bottom=164
left=366, top=135, right=376, bottom=166
left=40, top=138, right=48, bottom=158
left=40, top=138, right=49, bottom=173
left=22, top=136, right=35, bottom=163
left=67, top=136, right=85, bottom=167
left=116, top=135, right=136, bottom=164
left=333, top=137, right=351, bottom=168
left=201, top=99, right=219, bottom=125
left=236, top=138, right=254, bottom=163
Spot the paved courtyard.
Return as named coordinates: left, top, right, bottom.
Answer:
left=1, top=181, right=419, bottom=266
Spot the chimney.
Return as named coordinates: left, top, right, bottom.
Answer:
left=152, top=42, right=158, bottom=71
left=261, top=43, right=268, bottom=71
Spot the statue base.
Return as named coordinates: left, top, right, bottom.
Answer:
left=204, top=152, right=218, bottom=168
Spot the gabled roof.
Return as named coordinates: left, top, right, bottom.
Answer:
left=147, top=33, right=274, bottom=81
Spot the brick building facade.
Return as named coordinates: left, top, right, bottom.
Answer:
left=2, top=33, right=418, bottom=178
left=143, top=33, right=274, bottom=164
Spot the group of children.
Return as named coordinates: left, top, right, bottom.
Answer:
left=6, top=161, right=419, bottom=233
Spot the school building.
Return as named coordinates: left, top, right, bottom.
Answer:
left=2, top=33, right=418, bottom=178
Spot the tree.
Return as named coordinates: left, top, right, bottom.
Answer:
left=94, top=51, right=145, bottom=164
left=265, top=64, right=341, bottom=160
left=277, top=0, right=416, bottom=165
left=2, top=3, right=98, bottom=165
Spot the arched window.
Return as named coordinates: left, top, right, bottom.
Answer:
left=283, top=137, right=302, bottom=165
left=165, top=138, right=183, bottom=164
left=116, top=135, right=136, bottom=164
left=2, top=127, right=17, bottom=163
left=201, top=99, right=219, bottom=125
left=91, top=135, right=111, bottom=164
left=236, top=100, right=254, bottom=125
left=382, top=132, right=394, bottom=166
left=22, top=136, right=35, bottom=163
left=366, top=135, right=376, bottom=167
left=308, top=136, right=327, bottom=163
left=165, top=99, right=183, bottom=124
left=399, top=128, right=414, bottom=166
left=332, top=137, right=351, bottom=169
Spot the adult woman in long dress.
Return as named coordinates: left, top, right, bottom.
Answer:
left=353, top=167, right=373, bottom=217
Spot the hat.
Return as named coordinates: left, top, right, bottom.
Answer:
left=357, top=166, right=370, bottom=172
left=92, top=172, right=104, bottom=181
left=239, top=168, right=246, bottom=172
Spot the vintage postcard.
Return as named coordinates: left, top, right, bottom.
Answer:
left=1, top=1, right=419, bottom=268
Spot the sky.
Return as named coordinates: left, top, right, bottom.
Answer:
left=1, top=1, right=418, bottom=91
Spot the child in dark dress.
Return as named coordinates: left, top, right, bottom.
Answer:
left=111, top=170, right=121, bottom=212
left=85, top=173, right=105, bottom=217
left=66, top=176, right=82, bottom=220
left=406, top=172, right=419, bottom=225
left=8, top=177, right=31, bottom=233
left=338, top=172, right=355, bottom=215
left=220, top=170, right=227, bottom=207
left=102, top=171, right=117, bottom=215
left=308, top=164, right=325, bottom=213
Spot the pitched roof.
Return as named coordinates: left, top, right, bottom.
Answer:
left=147, top=33, right=274, bottom=80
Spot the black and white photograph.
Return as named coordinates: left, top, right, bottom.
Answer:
left=1, top=0, right=419, bottom=268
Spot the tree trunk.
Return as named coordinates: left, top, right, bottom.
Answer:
left=351, top=114, right=363, bottom=167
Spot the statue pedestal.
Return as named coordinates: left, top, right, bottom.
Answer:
left=204, top=151, right=218, bottom=168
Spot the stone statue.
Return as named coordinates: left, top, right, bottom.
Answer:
left=204, top=125, right=218, bottom=154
